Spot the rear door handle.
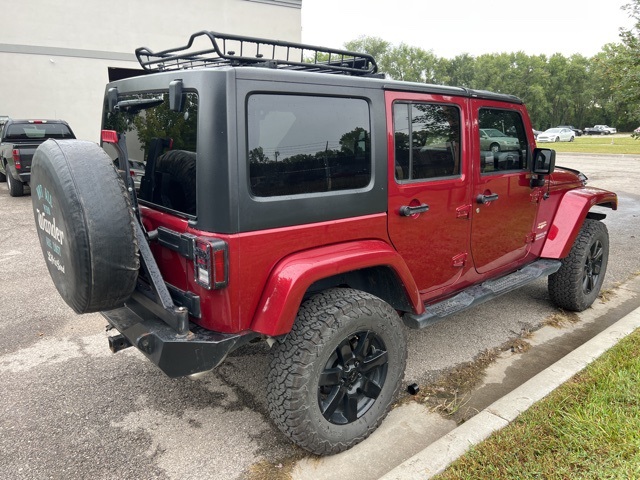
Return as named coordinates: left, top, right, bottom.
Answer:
left=399, top=204, right=430, bottom=216
left=476, top=193, right=499, bottom=204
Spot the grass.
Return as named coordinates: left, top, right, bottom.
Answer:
left=542, top=134, right=640, bottom=154
left=434, top=328, right=640, bottom=480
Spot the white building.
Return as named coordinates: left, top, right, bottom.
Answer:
left=0, top=0, right=302, bottom=142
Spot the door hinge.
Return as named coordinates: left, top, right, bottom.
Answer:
left=456, top=204, right=471, bottom=219
left=452, top=252, right=468, bottom=268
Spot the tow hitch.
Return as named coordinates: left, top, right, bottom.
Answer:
left=108, top=334, right=132, bottom=353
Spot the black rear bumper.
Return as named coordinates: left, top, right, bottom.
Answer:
left=102, top=298, right=259, bottom=378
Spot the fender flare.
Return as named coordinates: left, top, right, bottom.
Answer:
left=541, top=187, right=617, bottom=259
left=250, top=239, right=421, bottom=337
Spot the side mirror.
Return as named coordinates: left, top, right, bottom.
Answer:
left=532, top=148, right=555, bottom=175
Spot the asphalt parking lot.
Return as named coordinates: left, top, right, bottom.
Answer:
left=1, top=153, right=639, bottom=479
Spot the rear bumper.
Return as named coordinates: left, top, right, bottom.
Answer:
left=102, top=298, right=259, bottom=378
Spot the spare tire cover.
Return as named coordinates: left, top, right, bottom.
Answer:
left=31, top=139, right=139, bottom=314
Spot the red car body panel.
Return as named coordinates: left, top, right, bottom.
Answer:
left=250, top=239, right=420, bottom=336
left=540, top=187, right=618, bottom=259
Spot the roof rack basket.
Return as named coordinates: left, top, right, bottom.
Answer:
left=135, top=31, right=378, bottom=76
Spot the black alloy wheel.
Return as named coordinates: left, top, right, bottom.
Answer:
left=318, top=330, right=388, bottom=425
left=582, top=238, right=605, bottom=296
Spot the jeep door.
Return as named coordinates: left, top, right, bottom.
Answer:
left=386, top=92, right=471, bottom=295
left=470, top=100, right=539, bottom=274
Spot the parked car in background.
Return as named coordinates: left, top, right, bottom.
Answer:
left=479, top=128, right=521, bottom=152
left=533, top=129, right=543, bottom=139
left=584, top=125, right=616, bottom=135
left=0, top=119, right=75, bottom=196
left=536, top=127, right=575, bottom=143
left=633, top=126, right=640, bottom=134
left=557, top=125, right=582, bottom=136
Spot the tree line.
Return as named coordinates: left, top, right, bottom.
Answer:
left=343, top=2, right=640, bottom=132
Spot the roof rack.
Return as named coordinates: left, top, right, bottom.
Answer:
left=135, top=31, right=378, bottom=76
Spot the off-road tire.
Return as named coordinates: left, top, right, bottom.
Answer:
left=6, top=167, right=24, bottom=196
left=548, top=219, right=609, bottom=311
left=266, top=288, right=406, bottom=455
left=31, top=139, right=139, bottom=314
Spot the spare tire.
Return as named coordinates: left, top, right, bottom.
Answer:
left=31, top=139, right=139, bottom=314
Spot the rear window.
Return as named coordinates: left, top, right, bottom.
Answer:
left=5, top=123, right=74, bottom=140
left=247, top=94, right=371, bottom=197
left=102, top=92, right=198, bottom=216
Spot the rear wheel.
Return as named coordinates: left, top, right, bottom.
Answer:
left=490, top=143, right=500, bottom=154
left=6, top=167, right=24, bottom=196
left=267, top=288, right=407, bottom=455
left=548, top=219, right=609, bottom=311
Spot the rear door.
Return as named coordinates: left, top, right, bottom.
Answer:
left=386, top=91, right=472, bottom=295
left=470, top=100, right=540, bottom=274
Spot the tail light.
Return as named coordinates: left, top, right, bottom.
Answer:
left=194, top=238, right=228, bottom=289
left=12, top=149, right=21, bottom=169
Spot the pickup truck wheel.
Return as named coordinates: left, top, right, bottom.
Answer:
left=548, top=219, right=609, bottom=312
left=31, top=139, right=139, bottom=314
left=266, top=288, right=406, bottom=455
left=6, top=168, right=24, bottom=196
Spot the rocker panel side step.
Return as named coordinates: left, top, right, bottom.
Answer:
left=403, top=259, right=562, bottom=329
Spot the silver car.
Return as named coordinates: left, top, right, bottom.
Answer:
left=479, top=128, right=521, bottom=153
left=537, top=127, right=575, bottom=143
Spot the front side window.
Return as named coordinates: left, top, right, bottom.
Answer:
left=247, top=94, right=371, bottom=197
left=393, top=102, right=461, bottom=182
left=478, top=108, right=528, bottom=174
left=102, top=92, right=198, bottom=216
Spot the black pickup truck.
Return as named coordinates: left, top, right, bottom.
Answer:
left=0, top=119, right=75, bottom=196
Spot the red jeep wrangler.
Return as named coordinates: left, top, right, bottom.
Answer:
left=31, top=31, right=617, bottom=455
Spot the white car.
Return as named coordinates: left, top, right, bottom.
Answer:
left=536, top=127, right=575, bottom=143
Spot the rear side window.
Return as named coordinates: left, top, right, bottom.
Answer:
left=102, top=92, right=198, bottom=216
left=393, top=102, right=461, bottom=181
left=247, top=94, right=371, bottom=197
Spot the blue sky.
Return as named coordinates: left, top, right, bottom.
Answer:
left=301, top=0, right=633, bottom=58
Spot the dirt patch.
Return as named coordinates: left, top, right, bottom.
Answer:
left=544, top=310, right=580, bottom=328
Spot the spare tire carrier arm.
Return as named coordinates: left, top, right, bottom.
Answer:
left=107, top=131, right=189, bottom=334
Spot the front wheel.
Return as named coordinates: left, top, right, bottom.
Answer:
left=267, top=288, right=407, bottom=455
left=548, top=219, right=609, bottom=311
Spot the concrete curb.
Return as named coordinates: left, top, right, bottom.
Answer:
left=380, top=306, right=640, bottom=480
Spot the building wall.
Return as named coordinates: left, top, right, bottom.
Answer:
left=0, top=0, right=301, bottom=142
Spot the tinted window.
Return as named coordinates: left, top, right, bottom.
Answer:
left=102, top=92, right=198, bottom=216
left=5, top=123, right=74, bottom=140
left=247, top=94, right=371, bottom=197
left=393, top=102, right=461, bottom=181
left=478, top=108, right=528, bottom=173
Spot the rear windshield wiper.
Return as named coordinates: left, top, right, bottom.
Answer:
left=115, top=97, right=164, bottom=114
